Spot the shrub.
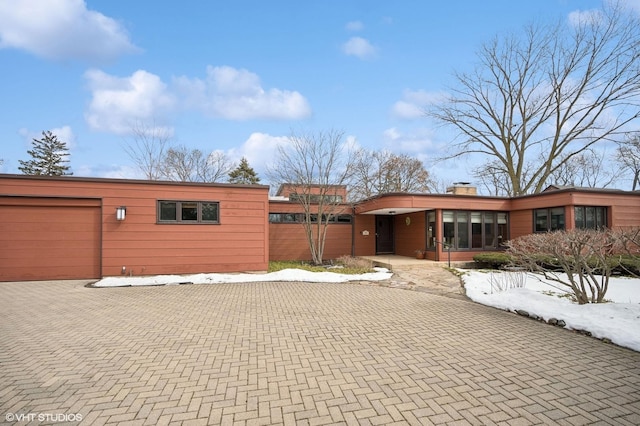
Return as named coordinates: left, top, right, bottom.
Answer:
left=473, top=252, right=512, bottom=269
left=609, top=255, right=640, bottom=276
left=507, top=229, right=621, bottom=304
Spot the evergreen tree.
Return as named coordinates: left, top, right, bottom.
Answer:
left=228, top=157, right=260, bottom=184
left=18, top=131, right=72, bottom=176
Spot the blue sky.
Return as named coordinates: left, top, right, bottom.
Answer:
left=0, top=0, right=623, bottom=187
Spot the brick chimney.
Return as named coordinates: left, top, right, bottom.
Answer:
left=446, top=182, right=477, bottom=195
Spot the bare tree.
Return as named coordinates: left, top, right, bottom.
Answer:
left=199, top=151, right=234, bottom=183
left=473, top=160, right=525, bottom=196
left=268, top=129, right=355, bottom=265
left=507, top=229, right=623, bottom=304
left=349, top=149, right=435, bottom=200
left=161, top=146, right=234, bottom=183
left=616, top=133, right=640, bottom=190
left=431, top=2, right=640, bottom=195
left=161, top=145, right=203, bottom=182
left=123, top=122, right=172, bottom=180
left=549, top=149, right=619, bottom=188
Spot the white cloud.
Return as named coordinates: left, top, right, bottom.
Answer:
left=84, top=69, right=175, bottom=134
left=567, top=8, right=603, bottom=26
left=174, top=66, right=312, bottom=120
left=50, top=126, right=76, bottom=148
left=382, top=127, right=436, bottom=153
left=342, top=36, right=377, bottom=59
left=85, top=66, right=311, bottom=135
left=345, top=21, right=364, bottom=31
left=0, top=0, right=139, bottom=63
left=18, top=126, right=75, bottom=148
left=227, top=132, right=290, bottom=179
left=77, top=163, right=141, bottom=179
left=391, top=89, right=447, bottom=119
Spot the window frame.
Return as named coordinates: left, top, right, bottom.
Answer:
left=441, top=210, right=509, bottom=251
left=533, top=207, right=565, bottom=232
left=268, top=212, right=352, bottom=224
left=574, top=206, right=607, bottom=230
left=157, top=200, right=220, bottom=224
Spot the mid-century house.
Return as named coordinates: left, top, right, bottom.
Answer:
left=1, top=174, right=639, bottom=281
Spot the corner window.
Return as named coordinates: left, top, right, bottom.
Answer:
left=158, top=201, right=219, bottom=224
left=575, top=206, right=607, bottom=229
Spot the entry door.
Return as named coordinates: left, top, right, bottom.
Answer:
left=375, top=215, right=394, bottom=254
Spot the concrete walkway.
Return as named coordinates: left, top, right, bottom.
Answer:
left=1, top=278, right=639, bottom=425
left=358, top=255, right=469, bottom=299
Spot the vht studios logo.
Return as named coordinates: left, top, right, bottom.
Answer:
left=5, top=412, right=83, bottom=422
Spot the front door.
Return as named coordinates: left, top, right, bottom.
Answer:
left=375, top=215, right=394, bottom=254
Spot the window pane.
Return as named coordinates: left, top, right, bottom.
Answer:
left=269, top=213, right=280, bottom=222
left=484, top=212, right=495, bottom=248
left=550, top=208, right=565, bottom=231
left=283, top=213, right=298, bottom=222
left=596, top=207, right=605, bottom=229
left=427, top=211, right=435, bottom=249
left=202, top=203, right=218, bottom=222
left=457, top=212, right=469, bottom=249
left=443, top=211, right=454, bottom=222
left=534, top=209, right=548, bottom=232
left=181, top=202, right=198, bottom=221
left=586, top=207, right=595, bottom=229
left=575, top=207, right=585, bottom=229
left=160, top=202, right=177, bottom=221
left=471, top=212, right=482, bottom=248
left=443, top=222, right=455, bottom=247
left=336, top=215, right=352, bottom=223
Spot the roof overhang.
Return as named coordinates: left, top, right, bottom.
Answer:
left=359, top=207, right=428, bottom=215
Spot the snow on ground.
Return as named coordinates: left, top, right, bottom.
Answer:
left=462, top=269, right=640, bottom=352
left=93, top=267, right=394, bottom=288
left=94, top=267, right=640, bottom=352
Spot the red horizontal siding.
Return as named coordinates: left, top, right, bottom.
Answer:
left=269, top=223, right=352, bottom=261
left=1, top=175, right=270, bottom=278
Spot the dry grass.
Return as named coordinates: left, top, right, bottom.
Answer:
left=269, top=256, right=375, bottom=274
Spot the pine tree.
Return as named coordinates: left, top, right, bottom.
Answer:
left=18, top=131, right=72, bottom=176
left=228, top=157, right=260, bottom=184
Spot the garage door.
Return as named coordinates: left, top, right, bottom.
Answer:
left=0, top=198, right=101, bottom=281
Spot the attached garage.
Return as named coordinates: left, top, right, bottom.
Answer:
left=0, top=197, right=101, bottom=281
left=0, top=174, right=271, bottom=281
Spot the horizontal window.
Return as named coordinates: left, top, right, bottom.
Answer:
left=158, top=201, right=219, bottom=224
left=442, top=210, right=508, bottom=250
left=269, top=213, right=352, bottom=224
left=575, top=206, right=607, bottom=230
left=289, top=193, right=343, bottom=203
left=534, top=207, right=565, bottom=232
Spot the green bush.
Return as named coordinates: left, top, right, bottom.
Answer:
left=472, top=252, right=512, bottom=269
left=609, top=255, right=640, bottom=276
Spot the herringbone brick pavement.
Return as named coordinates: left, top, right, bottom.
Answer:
left=1, top=280, right=639, bottom=425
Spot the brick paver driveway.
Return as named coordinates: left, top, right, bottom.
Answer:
left=1, top=280, right=639, bottom=425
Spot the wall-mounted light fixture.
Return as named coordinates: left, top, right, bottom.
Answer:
left=116, top=206, right=127, bottom=221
